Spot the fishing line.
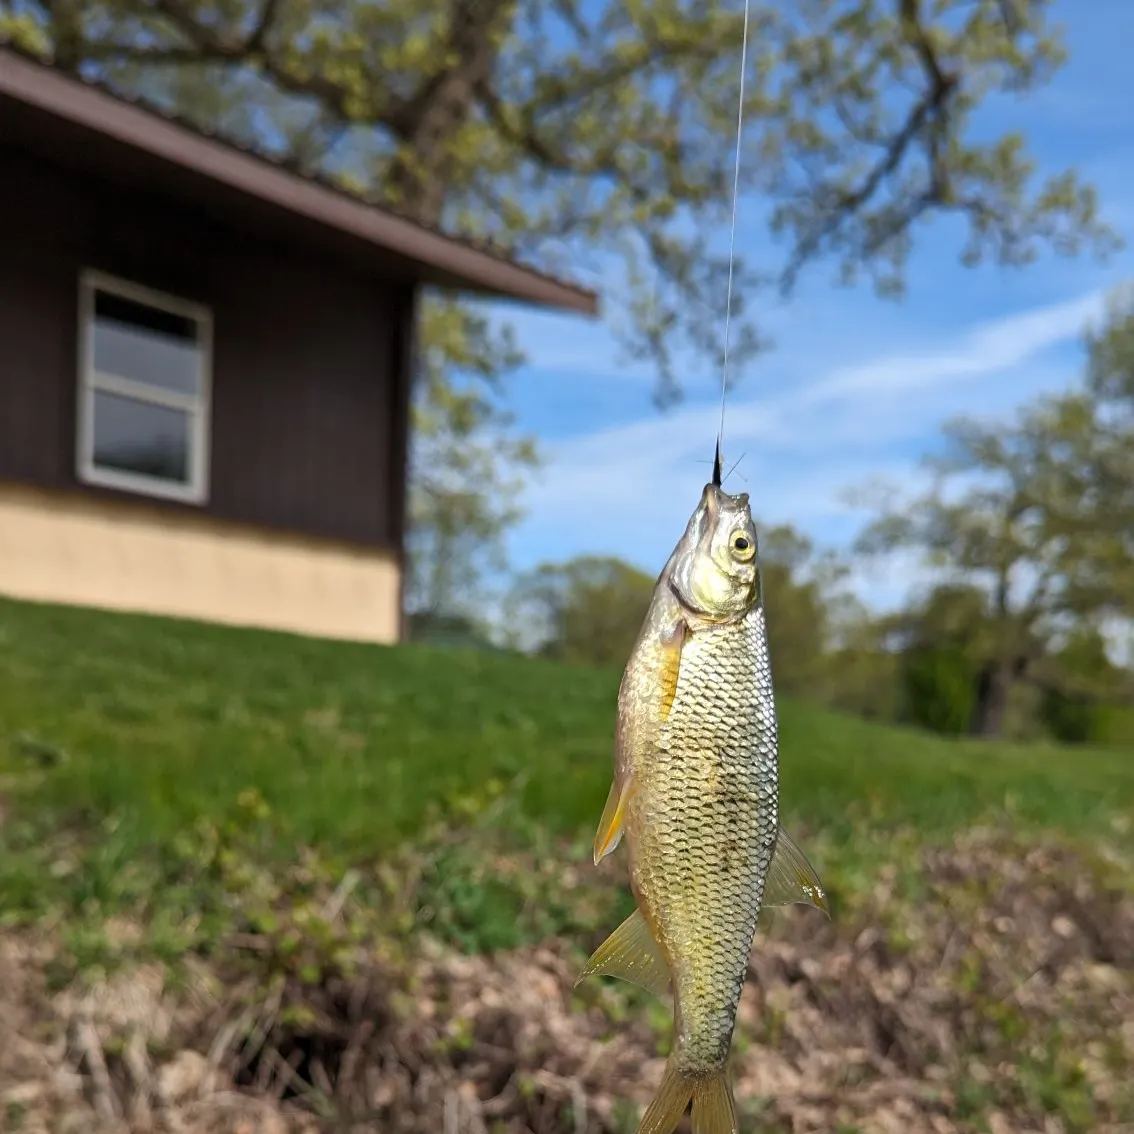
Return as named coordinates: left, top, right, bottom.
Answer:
left=713, top=0, right=753, bottom=490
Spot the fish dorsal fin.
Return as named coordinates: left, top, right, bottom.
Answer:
left=574, top=908, right=671, bottom=1001
left=592, top=776, right=634, bottom=865
left=762, top=827, right=830, bottom=917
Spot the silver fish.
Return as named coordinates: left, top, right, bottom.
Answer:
left=576, top=479, right=828, bottom=1134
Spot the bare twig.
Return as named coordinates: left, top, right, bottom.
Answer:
left=74, top=1016, right=120, bottom=1120
left=266, top=1047, right=307, bottom=1103
left=324, top=869, right=362, bottom=923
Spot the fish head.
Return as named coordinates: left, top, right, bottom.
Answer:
left=665, top=483, right=759, bottom=621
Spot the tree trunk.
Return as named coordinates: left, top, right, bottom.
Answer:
left=969, top=656, right=1027, bottom=738
left=382, top=0, right=516, bottom=225
left=970, top=662, right=1010, bottom=737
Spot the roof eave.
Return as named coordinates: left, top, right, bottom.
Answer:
left=0, top=47, right=599, bottom=317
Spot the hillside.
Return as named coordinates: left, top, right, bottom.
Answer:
left=1, top=595, right=1129, bottom=865
left=1, top=597, right=1132, bottom=1134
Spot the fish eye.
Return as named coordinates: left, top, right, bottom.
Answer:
left=730, top=531, right=755, bottom=561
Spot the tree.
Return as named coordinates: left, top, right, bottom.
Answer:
left=879, top=583, right=984, bottom=734
left=1079, top=286, right=1134, bottom=611
left=1038, top=626, right=1131, bottom=744
left=900, top=645, right=977, bottom=736
left=757, top=525, right=839, bottom=696
left=821, top=616, right=904, bottom=723
left=5, top=0, right=1116, bottom=611
left=404, top=301, right=537, bottom=618
left=6, top=1, right=1113, bottom=395
left=508, top=556, right=656, bottom=668
left=510, top=524, right=841, bottom=684
left=854, top=302, right=1134, bottom=737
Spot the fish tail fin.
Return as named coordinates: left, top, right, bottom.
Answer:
left=690, top=1070, right=737, bottom=1134
left=636, top=1062, right=695, bottom=1134
left=636, top=1063, right=737, bottom=1134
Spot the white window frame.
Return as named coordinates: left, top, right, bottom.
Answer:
left=76, top=269, right=213, bottom=505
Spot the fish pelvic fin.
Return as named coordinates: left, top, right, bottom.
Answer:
left=636, top=1063, right=737, bottom=1134
left=574, top=908, right=671, bottom=1001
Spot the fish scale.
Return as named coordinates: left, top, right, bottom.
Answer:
left=633, top=606, right=779, bottom=1075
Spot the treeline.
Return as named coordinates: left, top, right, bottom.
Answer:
left=492, top=289, right=1134, bottom=745
left=493, top=553, right=1131, bottom=746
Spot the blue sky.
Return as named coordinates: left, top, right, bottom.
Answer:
left=477, top=0, right=1134, bottom=612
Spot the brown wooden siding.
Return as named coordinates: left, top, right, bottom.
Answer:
left=0, top=141, right=413, bottom=550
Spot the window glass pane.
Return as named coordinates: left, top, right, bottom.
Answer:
left=92, top=390, right=192, bottom=485
left=92, top=289, right=204, bottom=396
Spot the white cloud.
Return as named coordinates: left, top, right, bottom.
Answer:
left=510, top=287, right=1106, bottom=610
left=803, top=290, right=1106, bottom=404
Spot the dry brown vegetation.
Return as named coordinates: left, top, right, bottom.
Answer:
left=2, top=831, right=1132, bottom=1134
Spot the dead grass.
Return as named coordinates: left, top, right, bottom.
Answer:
left=2, top=830, right=1132, bottom=1134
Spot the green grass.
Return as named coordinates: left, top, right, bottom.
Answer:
left=2, top=596, right=1130, bottom=847
left=0, top=594, right=1131, bottom=952
left=3, top=596, right=1131, bottom=1131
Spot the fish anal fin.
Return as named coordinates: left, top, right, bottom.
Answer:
left=574, top=908, right=671, bottom=1001
left=592, top=776, right=634, bottom=865
left=763, top=826, right=830, bottom=918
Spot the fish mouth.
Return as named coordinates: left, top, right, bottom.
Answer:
left=703, top=482, right=751, bottom=513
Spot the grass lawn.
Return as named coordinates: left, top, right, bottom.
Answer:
left=0, top=594, right=1131, bottom=954
left=3, top=595, right=1132, bottom=1134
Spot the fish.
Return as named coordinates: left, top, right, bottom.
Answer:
left=575, top=474, right=828, bottom=1134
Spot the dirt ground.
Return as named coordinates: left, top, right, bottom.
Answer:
left=2, top=832, right=1132, bottom=1134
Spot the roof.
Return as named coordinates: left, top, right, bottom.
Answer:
left=0, top=44, right=598, bottom=316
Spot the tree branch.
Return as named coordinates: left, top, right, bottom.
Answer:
left=83, top=0, right=402, bottom=124
left=247, top=0, right=282, bottom=54
left=779, top=0, right=959, bottom=290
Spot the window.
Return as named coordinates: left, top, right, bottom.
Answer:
left=77, top=271, right=212, bottom=503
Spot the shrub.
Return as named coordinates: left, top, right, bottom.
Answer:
left=901, top=647, right=977, bottom=737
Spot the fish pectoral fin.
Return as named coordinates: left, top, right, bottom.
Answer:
left=592, top=775, right=634, bottom=865
left=574, top=908, right=671, bottom=1001
left=656, top=617, right=687, bottom=722
left=762, top=826, right=830, bottom=918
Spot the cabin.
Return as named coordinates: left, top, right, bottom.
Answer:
left=0, top=46, right=596, bottom=643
